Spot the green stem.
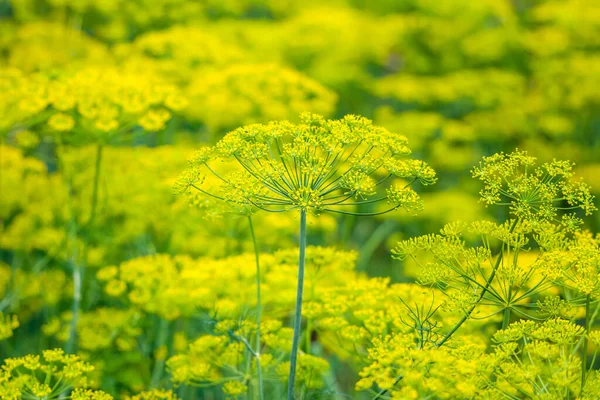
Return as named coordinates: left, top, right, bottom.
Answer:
left=66, top=144, right=103, bottom=353
left=374, top=222, right=520, bottom=398
left=288, top=210, right=307, bottom=400
left=436, top=252, right=502, bottom=347
left=150, top=318, right=170, bottom=388
left=437, top=219, right=518, bottom=347
left=65, top=258, right=81, bottom=354
left=247, top=215, right=264, bottom=400
left=582, top=293, right=591, bottom=392
left=501, top=307, right=511, bottom=330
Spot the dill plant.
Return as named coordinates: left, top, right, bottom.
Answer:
left=177, top=112, right=435, bottom=398
left=37, top=66, right=186, bottom=354
left=0, top=349, right=112, bottom=399
left=369, top=150, right=598, bottom=398
left=176, top=172, right=267, bottom=399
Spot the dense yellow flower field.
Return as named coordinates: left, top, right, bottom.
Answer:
left=1, top=0, right=599, bottom=399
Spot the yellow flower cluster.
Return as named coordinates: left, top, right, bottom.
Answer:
left=42, top=308, right=148, bottom=392
left=207, top=6, right=393, bottom=93
left=0, top=0, right=599, bottom=398
left=0, top=68, right=49, bottom=135
left=43, top=308, right=142, bottom=352
left=356, top=334, right=489, bottom=398
left=2, top=64, right=185, bottom=144
left=185, top=65, right=337, bottom=133
left=472, top=150, right=596, bottom=225
left=489, top=318, right=597, bottom=398
left=536, top=231, right=600, bottom=296
left=0, top=313, right=19, bottom=340
left=177, top=113, right=435, bottom=215
left=116, top=26, right=246, bottom=85
left=96, top=247, right=357, bottom=320
left=45, top=66, right=185, bottom=141
left=1, top=145, right=335, bottom=268
left=125, top=389, right=181, bottom=400
left=356, top=317, right=600, bottom=398
left=92, top=245, right=493, bottom=396
left=1, top=21, right=110, bottom=72
left=0, top=262, right=70, bottom=322
left=0, top=349, right=108, bottom=400
left=9, top=0, right=309, bottom=40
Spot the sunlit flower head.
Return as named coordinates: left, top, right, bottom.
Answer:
left=176, top=113, right=436, bottom=216
left=472, top=149, right=596, bottom=227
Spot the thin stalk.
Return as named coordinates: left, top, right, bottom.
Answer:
left=370, top=222, right=519, bottom=399
left=373, top=375, right=403, bottom=399
left=65, top=257, right=81, bottom=354
left=247, top=215, right=264, bottom=400
left=66, top=144, right=103, bottom=353
left=150, top=318, right=170, bottom=388
left=582, top=293, right=591, bottom=392
left=502, top=307, right=511, bottom=330
left=288, top=210, right=307, bottom=400
left=437, top=219, right=518, bottom=347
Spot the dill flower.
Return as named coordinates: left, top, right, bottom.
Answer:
left=43, top=308, right=142, bottom=352
left=116, top=26, right=246, bottom=85
left=176, top=112, right=434, bottom=398
left=355, top=333, right=489, bottom=398
left=45, top=66, right=185, bottom=143
left=0, top=313, right=19, bottom=340
left=472, top=149, right=596, bottom=226
left=184, top=65, right=338, bottom=133
left=536, top=231, right=600, bottom=296
left=222, top=381, right=247, bottom=396
left=0, top=262, right=70, bottom=321
left=48, top=112, right=76, bottom=131
left=377, top=69, right=524, bottom=109
left=72, top=389, right=114, bottom=399
left=489, top=318, right=595, bottom=398
left=0, top=68, right=49, bottom=136
left=96, top=247, right=359, bottom=321
left=125, top=389, right=181, bottom=400
left=0, top=349, right=105, bottom=399
left=14, top=129, right=40, bottom=150
left=177, top=113, right=435, bottom=215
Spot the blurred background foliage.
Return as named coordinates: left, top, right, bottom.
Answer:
left=0, top=0, right=599, bottom=398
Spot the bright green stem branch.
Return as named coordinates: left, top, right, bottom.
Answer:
left=373, top=221, right=519, bottom=400
left=66, top=144, right=103, bottom=354
left=436, top=219, right=518, bottom=347
left=372, top=375, right=403, bottom=400
left=436, top=251, right=503, bottom=347
left=150, top=318, right=170, bottom=388
left=501, top=307, right=511, bottom=330
left=582, top=293, right=591, bottom=392
left=248, top=215, right=264, bottom=400
left=288, top=210, right=307, bottom=400
left=65, top=259, right=81, bottom=354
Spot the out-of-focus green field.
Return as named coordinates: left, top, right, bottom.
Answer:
left=1, top=0, right=599, bottom=399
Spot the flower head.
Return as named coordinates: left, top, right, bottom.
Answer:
left=472, top=150, right=596, bottom=227
left=176, top=113, right=435, bottom=216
